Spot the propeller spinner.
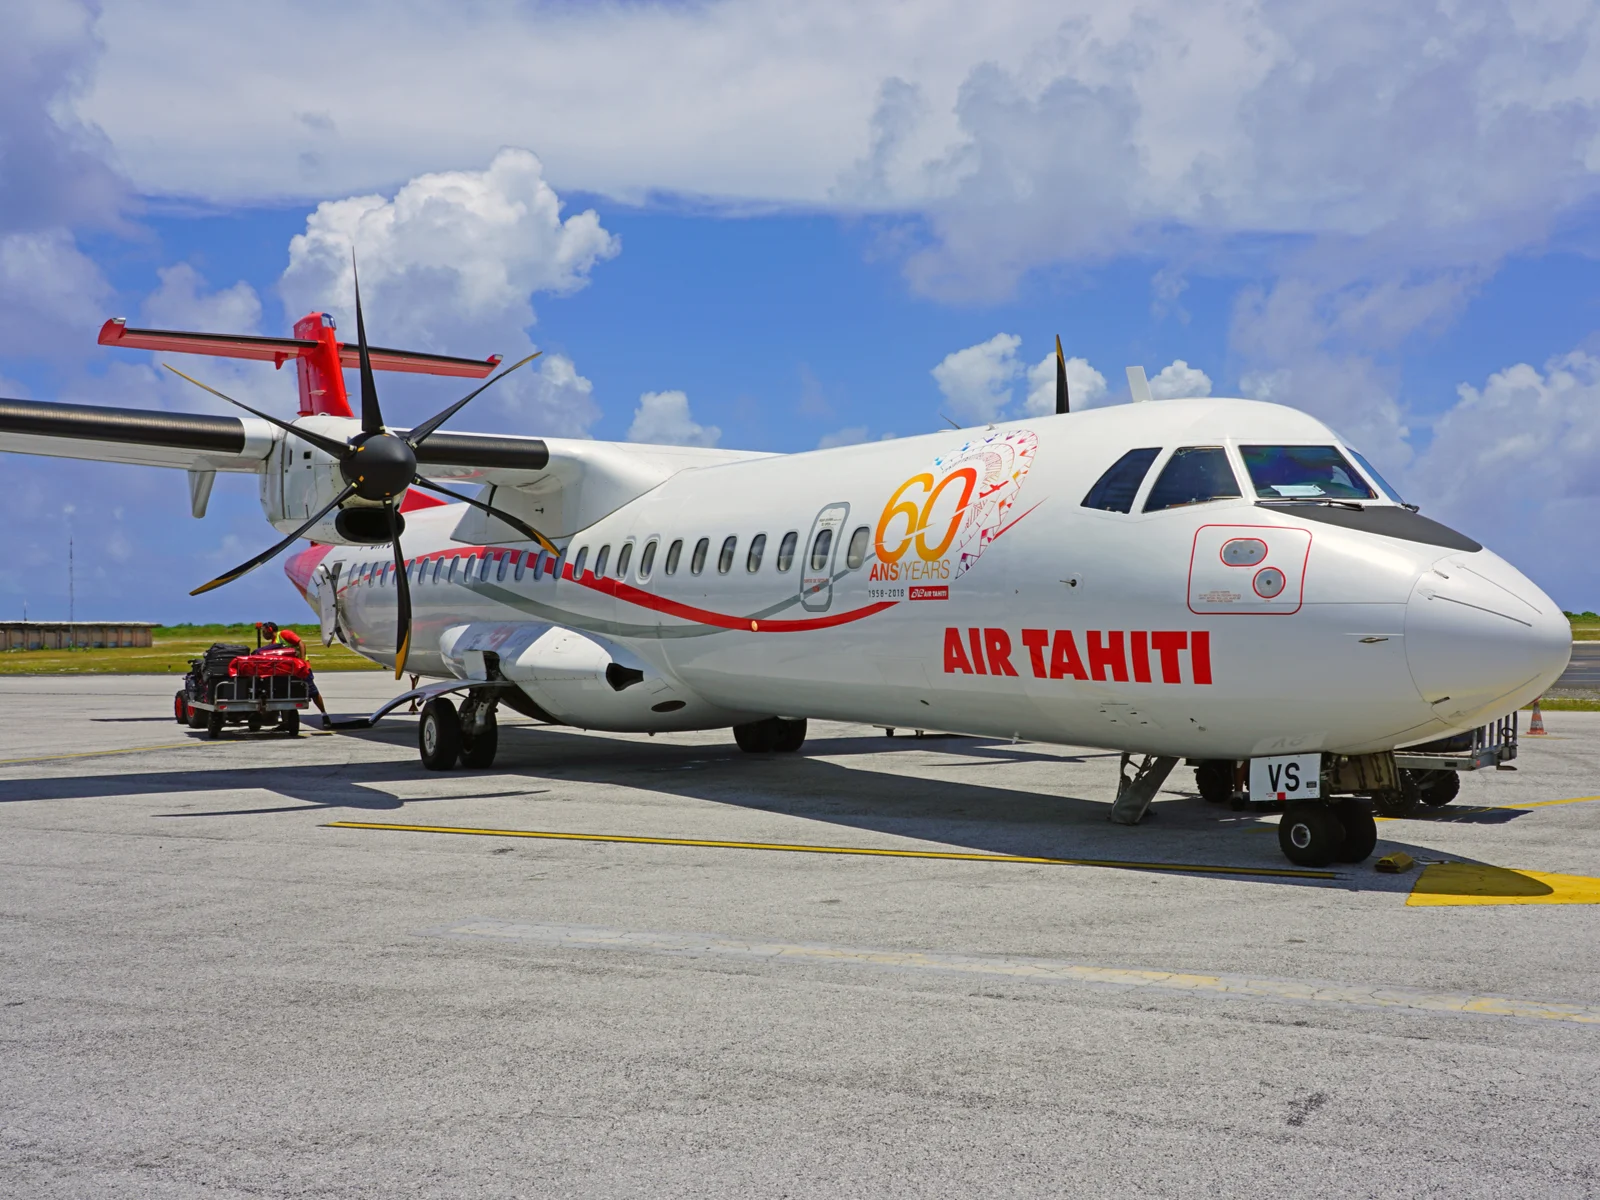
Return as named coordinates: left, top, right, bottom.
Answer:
left=167, top=258, right=556, bottom=678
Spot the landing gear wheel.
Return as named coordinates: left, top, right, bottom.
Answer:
left=279, top=709, right=300, bottom=737
left=174, top=692, right=188, bottom=724
left=459, top=711, right=499, bottom=769
left=1330, top=797, right=1378, bottom=863
left=1195, top=760, right=1233, bottom=804
left=419, top=698, right=461, bottom=770
left=733, top=719, right=779, bottom=753
left=1370, top=785, right=1418, bottom=819
left=1405, top=769, right=1460, bottom=808
left=205, top=709, right=225, bottom=740
left=1278, top=804, right=1345, bottom=867
left=773, top=718, right=807, bottom=753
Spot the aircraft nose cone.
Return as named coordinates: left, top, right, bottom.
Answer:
left=1404, top=551, right=1570, bottom=725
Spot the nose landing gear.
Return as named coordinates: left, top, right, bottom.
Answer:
left=1278, top=799, right=1378, bottom=867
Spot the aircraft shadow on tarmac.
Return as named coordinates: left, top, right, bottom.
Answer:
left=0, top=719, right=1519, bottom=893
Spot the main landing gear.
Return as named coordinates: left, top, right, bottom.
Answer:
left=419, top=691, right=500, bottom=771
left=733, top=717, right=807, bottom=754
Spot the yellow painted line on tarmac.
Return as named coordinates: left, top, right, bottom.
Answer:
left=1504, top=794, right=1600, bottom=810
left=1408, top=863, right=1600, bottom=906
left=0, top=741, right=218, bottom=766
left=439, top=918, right=1600, bottom=1026
left=325, top=821, right=1337, bottom=879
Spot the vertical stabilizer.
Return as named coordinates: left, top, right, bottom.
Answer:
left=291, top=313, right=354, bottom=418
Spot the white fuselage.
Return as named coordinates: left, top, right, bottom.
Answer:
left=297, top=400, right=1571, bottom=760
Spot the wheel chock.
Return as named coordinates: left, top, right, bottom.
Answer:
left=1375, top=851, right=1415, bottom=874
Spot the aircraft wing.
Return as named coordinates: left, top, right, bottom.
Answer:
left=0, top=397, right=276, bottom=471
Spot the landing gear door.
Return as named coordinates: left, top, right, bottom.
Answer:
left=800, top=502, right=849, bottom=612
left=317, top=561, right=344, bottom=646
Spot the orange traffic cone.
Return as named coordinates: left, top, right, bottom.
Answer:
left=1528, top=698, right=1546, bottom=736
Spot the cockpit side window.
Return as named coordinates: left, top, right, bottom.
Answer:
left=1082, top=447, right=1161, bottom=513
left=1143, top=447, right=1242, bottom=512
left=1347, top=448, right=1405, bottom=504
left=1239, top=445, right=1376, bottom=501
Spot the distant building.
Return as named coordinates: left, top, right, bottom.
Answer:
left=0, top=622, right=156, bottom=651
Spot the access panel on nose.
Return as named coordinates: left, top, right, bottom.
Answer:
left=1188, top=525, right=1312, bottom=615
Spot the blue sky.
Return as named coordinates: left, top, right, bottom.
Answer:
left=3, top=1, right=1600, bottom=622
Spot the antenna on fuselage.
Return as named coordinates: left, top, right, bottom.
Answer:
left=1126, top=365, right=1153, bottom=404
left=1054, top=335, right=1069, bottom=414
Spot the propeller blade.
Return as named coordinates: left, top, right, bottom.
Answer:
left=1055, top=334, right=1069, bottom=415
left=352, top=255, right=383, bottom=435
left=190, top=483, right=356, bottom=596
left=411, top=477, right=560, bottom=555
left=386, top=502, right=412, bottom=680
left=163, top=365, right=349, bottom=457
left=406, top=352, right=542, bottom=448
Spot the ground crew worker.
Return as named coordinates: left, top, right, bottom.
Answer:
left=260, top=621, right=327, bottom=716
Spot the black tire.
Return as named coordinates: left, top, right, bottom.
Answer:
left=1195, top=760, right=1233, bottom=804
left=460, top=711, right=499, bottom=769
left=1331, top=797, right=1378, bottom=863
left=419, top=698, right=461, bottom=770
left=205, top=709, right=225, bottom=740
left=280, top=709, right=300, bottom=736
left=247, top=714, right=263, bottom=732
left=772, top=718, right=807, bottom=753
left=1371, top=785, right=1419, bottom=819
left=187, top=702, right=206, bottom=730
left=733, top=719, right=780, bottom=753
left=1278, top=804, right=1345, bottom=867
left=1405, top=769, right=1460, bottom=808
left=174, top=692, right=188, bottom=724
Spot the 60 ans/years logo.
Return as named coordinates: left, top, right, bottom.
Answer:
left=869, top=429, right=1038, bottom=599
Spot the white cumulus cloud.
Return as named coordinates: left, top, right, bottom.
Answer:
left=627, top=390, right=721, bottom=447
left=1023, top=352, right=1107, bottom=415
left=140, top=263, right=262, bottom=334
left=278, top=149, right=615, bottom=436
left=1147, top=360, right=1212, bottom=401
left=817, top=425, right=870, bottom=449
left=932, top=333, right=1021, bottom=424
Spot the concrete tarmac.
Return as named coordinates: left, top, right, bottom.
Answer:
left=2, top=674, right=1599, bottom=1197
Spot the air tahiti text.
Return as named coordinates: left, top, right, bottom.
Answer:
left=943, top=628, right=1213, bottom=685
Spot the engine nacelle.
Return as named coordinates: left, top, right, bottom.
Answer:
left=438, top=622, right=759, bottom=733
left=258, top=413, right=367, bottom=542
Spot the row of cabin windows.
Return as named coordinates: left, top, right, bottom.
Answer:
left=343, top=524, right=877, bottom=589
left=571, top=525, right=872, bottom=584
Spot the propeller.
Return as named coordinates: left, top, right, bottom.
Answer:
left=1055, top=334, right=1070, bottom=415
left=169, top=257, right=555, bottom=679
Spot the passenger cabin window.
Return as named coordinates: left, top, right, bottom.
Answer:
left=594, top=545, right=611, bottom=578
left=616, top=542, right=633, bottom=579
left=479, top=554, right=492, bottom=581
left=666, top=539, right=683, bottom=575
left=691, top=538, right=709, bottom=575
left=746, top=534, right=766, bottom=572
left=497, top=553, right=509, bottom=582
left=845, top=526, right=870, bottom=569
left=1240, top=445, right=1377, bottom=502
left=514, top=553, right=527, bottom=582
left=809, top=528, right=834, bottom=571
left=776, top=531, right=798, bottom=572
left=572, top=547, right=589, bottom=578
left=718, top=536, right=737, bottom=574
left=1143, top=447, right=1242, bottom=512
left=1083, top=447, right=1161, bottom=513
left=639, top=540, right=657, bottom=580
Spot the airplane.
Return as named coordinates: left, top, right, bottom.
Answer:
left=0, top=293, right=1572, bottom=869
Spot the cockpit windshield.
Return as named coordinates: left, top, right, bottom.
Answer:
left=1238, top=445, right=1377, bottom=501
left=1346, top=448, right=1406, bottom=504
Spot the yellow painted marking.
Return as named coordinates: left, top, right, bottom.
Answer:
left=1505, top=795, right=1600, bottom=810
left=325, top=821, right=1337, bottom=879
left=441, top=918, right=1600, bottom=1026
left=1408, top=863, right=1600, bottom=906
left=0, top=741, right=215, bottom=766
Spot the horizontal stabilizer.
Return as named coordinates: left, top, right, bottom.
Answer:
left=98, top=319, right=501, bottom=379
